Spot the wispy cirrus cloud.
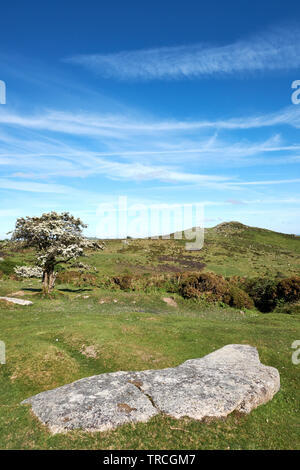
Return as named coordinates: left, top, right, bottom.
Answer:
left=66, top=27, right=300, bottom=81
left=1, top=105, right=300, bottom=140
left=0, top=178, right=72, bottom=193
left=0, top=105, right=300, bottom=189
left=229, top=178, right=300, bottom=186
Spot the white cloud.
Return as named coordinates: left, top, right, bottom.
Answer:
left=66, top=27, right=300, bottom=80
left=1, top=106, right=300, bottom=142
left=0, top=104, right=299, bottom=193
left=0, top=178, right=72, bottom=193
left=230, top=178, right=300, bottom=186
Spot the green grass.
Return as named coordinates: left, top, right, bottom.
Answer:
left=91, top=223, right=300, bottom=279
left=1, top=221, right=299, bottom=280
left=0, top=221, right=299, bottom=449
left=0, top=279, right=299, bottom=449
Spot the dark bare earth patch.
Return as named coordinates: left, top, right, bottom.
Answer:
left=158, top=256, right=206, bottom=271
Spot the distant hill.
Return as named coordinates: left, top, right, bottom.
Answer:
left=207, top=221, right=299, bottom=238
left=1, top=221, right=299, bottom=280
left=198, top=221, right=300, bottom=277
left=91, top=221, right=300, bottom=279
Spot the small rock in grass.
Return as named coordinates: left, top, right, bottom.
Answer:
left=162, top=297, right=178, bottom=308
left=80, top=345, right=98, bottom=359
left=8, top=291, right=25, bottom=297
left=0, top=297, right=33, bottom=306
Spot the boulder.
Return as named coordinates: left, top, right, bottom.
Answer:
left=21, top=344, right=280, bottom=433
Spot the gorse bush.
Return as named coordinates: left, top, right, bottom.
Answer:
left=277, top=276, right=300, bottom=303
left=56, top=270, right=98, bottom=287
left=275, top=302, right=300, bottom=315
left=111, top=273, right=172, bottom=292
left=179, top=272, right=229, bottom=301
left=108, top=272, right=300, bottom=312
left=243, top=278, right=278, bottom=312
left=243, top=276, right=300, bottom=312
left=227, top=286, right=254, bottom=310
left=91, top=270, right=298, bottom=312
left=178, top=272, right=253, bottom=309
left=112, top=274, right=133, bottom=290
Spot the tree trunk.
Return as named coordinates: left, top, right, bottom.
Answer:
left=42, top=267, right=56, bottom=295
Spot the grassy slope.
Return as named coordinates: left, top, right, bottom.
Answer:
left=2, top=221, right=300, bottom=279
left=0, top=222, right=299, bottom=449
left=87, top=221, right=300, bottom=279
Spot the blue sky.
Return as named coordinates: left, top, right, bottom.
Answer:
left=0, top=0, right=300, bottom=237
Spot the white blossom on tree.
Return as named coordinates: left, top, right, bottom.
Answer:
left=10, top=212, right=104, bottom=294
left=14, top=265, right=43, bottom=278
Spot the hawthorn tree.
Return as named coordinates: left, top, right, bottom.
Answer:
left=11, top=212, right=104, bottom=295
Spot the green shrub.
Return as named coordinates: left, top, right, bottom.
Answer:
left=56, top=270, right=97, bottom=287
left=180, top=285, right=203, bottom=299
left=113, top=274, right=133, bottom=290
left=228, top=286, right=254, bottom=309
left=277, top=276, right=300, bottom=303
left=178, top=272, right=253, bottom=309
left=179, top=272, right=229, bottom=301
left=244, top=278, right=278, bottom=312
left=0, top=259, right=17, bottom=275
left=274, top=302, right=300, bottom=315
